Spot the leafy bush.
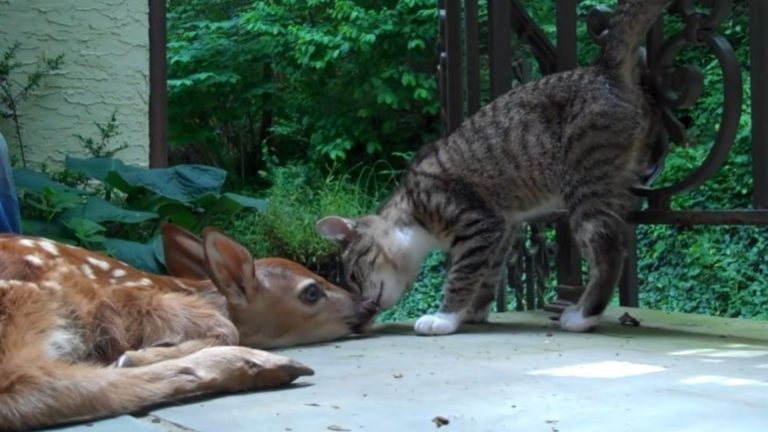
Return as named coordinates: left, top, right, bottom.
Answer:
left=639, top=224, right=768, bottom=320
left=222, top=163, right=388, bottom=280
left=0, top=42, right=64, bottom=167
left=163, top=0, right=765, bottom=322
left=14, top=157, right=265, bottom=272
left=167, top=0, right=441, bottom=185
left=629, top=2, right=767, bottom=319
left=377, top=251, right=446, bottom=323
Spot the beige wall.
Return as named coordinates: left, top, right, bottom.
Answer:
left=0, top=0, right=150, bottom=168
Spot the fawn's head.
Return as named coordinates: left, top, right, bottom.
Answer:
left=162, top=224, right=378, bottom=348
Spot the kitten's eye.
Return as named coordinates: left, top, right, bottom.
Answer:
left=300, top=283, right=325, bottom=305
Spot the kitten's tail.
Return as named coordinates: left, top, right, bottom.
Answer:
left=598, top=0, right=672, bottom=84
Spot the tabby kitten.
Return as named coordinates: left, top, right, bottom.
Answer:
left=317, top=0, right=670, bottom=335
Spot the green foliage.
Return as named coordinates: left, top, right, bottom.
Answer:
left=222, top=163, right=386, bottom=278
left=629, top=2, right=766, bottom=319
left=377, top=251, right=446, bottom=323
left=167, top=0, right=440, bottom=184
left=639, top=224, right=768, bottom=319
left=14, top=158, right=265, bottom=273
left=0, top=42, right=64, bottom=167
left=165, top=0, right=764, bottom=322
left=74, top=110, right=129, bottom=158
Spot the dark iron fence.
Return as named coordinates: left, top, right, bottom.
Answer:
left=436, top=0, right=768, bottom=312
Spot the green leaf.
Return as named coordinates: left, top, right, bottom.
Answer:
left=43, top=187, right=84, bottom=212
left=106, top=164, right=228, bottom=203
left=221, top=193, right=268, bottom=211
left=407, top=38, right=425, bottom=50
left=21, top=218, right=71, bottom=242
left=12, top=168, right=82, bottom=195
left=61, top=197, right=158, bottom=224
left=64, top=217, right=107, bottom=244
left=104, top=236, right=165, bottom=273
left=153, top=234, right=167, bottom=269
left=64, top=156, right=127, bottom=182
left=156, top=202, right=198, bottom=229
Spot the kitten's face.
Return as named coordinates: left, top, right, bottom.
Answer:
left=316, top=216, right=410, bottom=310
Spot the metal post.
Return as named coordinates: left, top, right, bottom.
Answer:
left=556, top=0, right=577, bottom=71
left=619, top=226, right=639, bottom=307
left=555, top=221, right=582, bottom=288
left=465, top=0, right=481, bottom=115
left=489, top=0, right=512, bottom=98
left=443, top=0, right=463, bottom=134
left=751, top=0, right=768, bottom=208
left=149, top=0, right=168, bottom=168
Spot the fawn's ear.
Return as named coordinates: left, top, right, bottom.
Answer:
left=161, top=223, right=210, bottom=280
left=316, top=216, right=357, bottom=246
left=202, top=227, right=259, bottom=306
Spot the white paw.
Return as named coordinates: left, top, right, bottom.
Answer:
left=560, top=306, right=600, bottom=332
left=414, top=312, right=462, bottom=335
left=464, top=304, right=491, bottom=323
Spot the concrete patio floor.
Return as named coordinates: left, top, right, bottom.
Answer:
left=46, top=306, right=768, bottom=432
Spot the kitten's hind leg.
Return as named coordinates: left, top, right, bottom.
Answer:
left=414, top=215, right=506, bottom=335
left=560, top=203, right=628, bottom=332
left=465, top=227, right=517, bottom=323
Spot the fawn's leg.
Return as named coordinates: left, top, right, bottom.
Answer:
left=113, top=292, right=240, bottom=367
left=115, top=335, right=236, bottom=368
left=0, top=346, right=313, bottom=431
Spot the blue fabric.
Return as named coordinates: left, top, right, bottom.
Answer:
left=0, top=132, right=21, bottom=234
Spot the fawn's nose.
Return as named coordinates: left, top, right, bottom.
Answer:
left=350, top=298, right=380, bottom=334
left=361, top=298, right=379, bottom=316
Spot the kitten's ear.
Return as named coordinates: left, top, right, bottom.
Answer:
left=316, top=216, right=357, bottom=246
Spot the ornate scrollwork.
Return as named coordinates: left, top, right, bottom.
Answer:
left=587, top=0, right=742, bottom=208
left=503, top=223, right=557, bottom=311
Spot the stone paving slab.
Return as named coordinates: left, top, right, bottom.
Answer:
left=43, top=307, right=768, bottom=432
left=42, top=415, right=168, bottom=432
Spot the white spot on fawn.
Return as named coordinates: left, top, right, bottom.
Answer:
left=37, top=240, right=60, bottom=256
left=18, top=239, right=36, bottom=247
left=48, top=263, right=71, bottom=280
left=0, top=279, right=29, bottom=289
left=24, top=254, right=45, bottom=267
left=112, top=268, right=127, bottom=278
left=121, top=279, right=153, bottom=288
left=80, top=264, right=96, bottom=280
left=86, top=256, right=111, bottom=271
left=41, top=280, right=63, bottom=291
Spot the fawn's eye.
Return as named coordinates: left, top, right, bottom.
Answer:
left=300, top=283, right=325, bottom=305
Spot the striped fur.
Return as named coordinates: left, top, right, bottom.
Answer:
left=317, top=0, right=671, bottom=335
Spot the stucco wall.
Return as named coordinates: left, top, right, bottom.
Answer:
left=0, top=0, right=149, bottom=168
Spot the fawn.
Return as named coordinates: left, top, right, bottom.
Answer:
left=0, top=223, right=378, bottom=430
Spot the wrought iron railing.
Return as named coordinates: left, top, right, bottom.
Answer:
left=436, top=0, right=768, bottom=312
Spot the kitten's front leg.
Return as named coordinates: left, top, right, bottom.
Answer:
left=415, top=219, right=506, bottom=335
left=465, top=226, right=518, bottom=323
